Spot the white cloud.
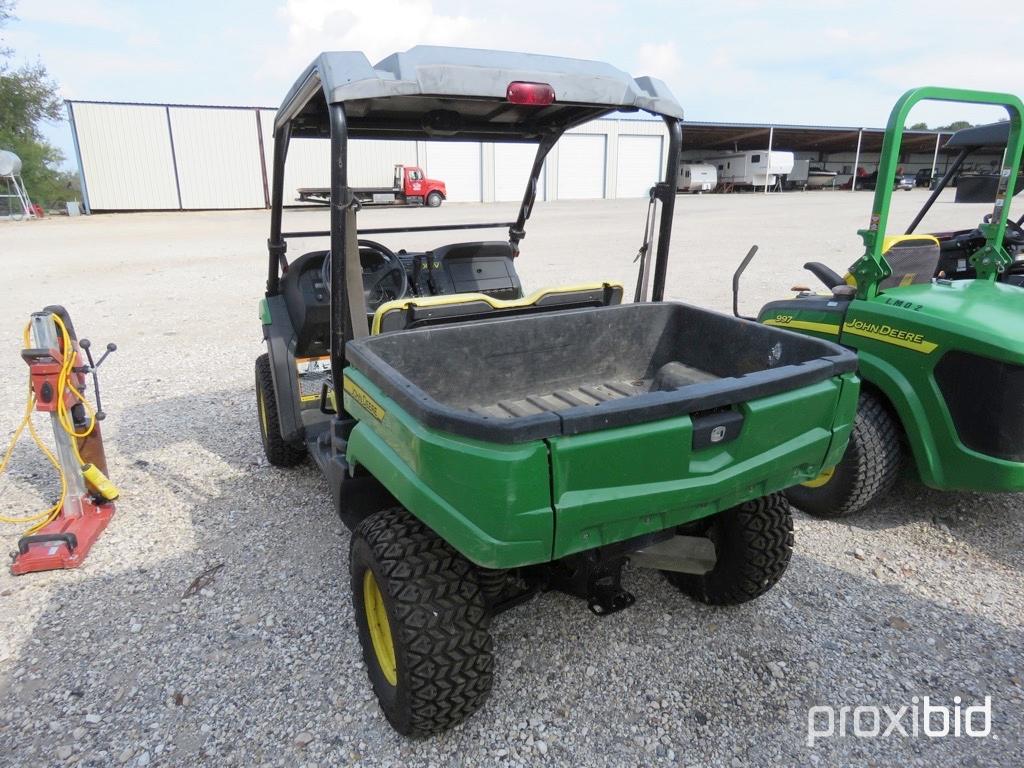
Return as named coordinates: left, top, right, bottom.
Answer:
left=278, top=0, right=479, bottom=69
left=635, top=42, right=682, bottom=84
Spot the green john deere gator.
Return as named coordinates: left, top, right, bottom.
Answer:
left=744, top=87, right=1024, bottom=517
left=255, top=46, right=860, bottom=735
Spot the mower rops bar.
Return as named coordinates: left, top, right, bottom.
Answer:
left=745, top=87, right=1024, bottom=518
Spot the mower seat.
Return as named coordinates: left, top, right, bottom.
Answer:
left=813, top=235, right=942, bottom=294
left=371, top=282, right=624, bottom=334
left=803, top=262, right=845, bottom=289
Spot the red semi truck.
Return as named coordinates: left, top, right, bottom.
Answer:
left=297, top=164, right=447, bottom=207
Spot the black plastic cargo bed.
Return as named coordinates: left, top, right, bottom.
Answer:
left=346, top=302, right=858, bottom=443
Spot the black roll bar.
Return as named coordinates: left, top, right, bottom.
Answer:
left=651, top=117, right=682, bottom=302
left=329, top=103, right=351, bottom=399
left=266, top=121, right=292, bottom=296
left=509, top=133, right=560, bottom=256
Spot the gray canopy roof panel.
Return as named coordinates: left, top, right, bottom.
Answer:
left=944, top=121, right=1011, bottom=150
left=275, top=46, right=682, bottom=141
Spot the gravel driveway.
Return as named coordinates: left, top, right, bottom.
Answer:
left=1, top=192, right=1021, bottom=767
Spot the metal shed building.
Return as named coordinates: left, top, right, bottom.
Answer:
left=67, top=99, right=977, bottom=213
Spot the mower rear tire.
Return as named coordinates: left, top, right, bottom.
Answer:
left=350, top=507, right=493, bottom=737
left=665, top=493, right=793, bottom=606
left=785, top=390, right=901, bottom=518
left=255, top=353, right=307, bottom=467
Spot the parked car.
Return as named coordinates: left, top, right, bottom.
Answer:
left=898, top=173, right=916, bottom=190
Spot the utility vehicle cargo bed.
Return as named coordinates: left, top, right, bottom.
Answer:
left=346, top=302, right=857, bottom=443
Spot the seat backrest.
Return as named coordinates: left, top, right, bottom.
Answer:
left=842, top=235, right=941, bottom=292
left=878, top=235, right=941, bottom=291
left=372, top=282, right=624, bottom=334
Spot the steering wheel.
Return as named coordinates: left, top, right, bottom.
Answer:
left=358, top=239, right=408, bottom=310
left=981, top=213, right=1024, bottom=246
left=319, top=239, right=408, bottom=312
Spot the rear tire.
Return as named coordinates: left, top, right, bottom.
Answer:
left=255, top=353, right=306, bottom=467
left=426, top=191, right=443, bottom=208
left=350, top=507, right=493, bottom=737
left=785, top=390, right=901, bottom=518
left=665, top=493, right=793, bottom=606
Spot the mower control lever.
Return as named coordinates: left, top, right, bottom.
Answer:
left=78, top=338, right=117, bottom=420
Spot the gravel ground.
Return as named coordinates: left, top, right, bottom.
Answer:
left=0, top=191, right=1021, bottom=767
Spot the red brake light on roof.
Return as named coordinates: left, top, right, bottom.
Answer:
left=506, top=82, right=555, bottom=106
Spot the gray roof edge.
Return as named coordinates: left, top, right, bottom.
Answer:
left=275, top=46, right=683, bottom=133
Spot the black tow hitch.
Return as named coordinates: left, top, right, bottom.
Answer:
left=546, top=552, right=636, bottom=616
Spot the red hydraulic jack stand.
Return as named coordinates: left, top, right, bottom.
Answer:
left=9, top=307, right=118, bottom=576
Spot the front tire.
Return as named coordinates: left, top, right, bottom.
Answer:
left=665, top=493, right=793, bottom=606
left=350, top=507, right=493, bottom=737
left=785, top=390, right=901, bottom=518
left=426, top=191, right=443, bottom=208
left=255, top=353, right=306, bottom=467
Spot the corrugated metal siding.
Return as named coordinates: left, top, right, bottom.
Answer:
left=71, top=101, right=679, bottom=208
left=423, top=142, right=482, bottom=202
left=169, top=108, right=265, bottom=209
left=347, top=140, right=419, bottom=187
left=494, top=143, right=545, bottom=201
left=72, top=103, right=179, bottom=210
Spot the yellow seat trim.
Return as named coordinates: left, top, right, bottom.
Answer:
left=371, top=281, right=623, bottom=334
left=882, top=234, right=940, bottom=252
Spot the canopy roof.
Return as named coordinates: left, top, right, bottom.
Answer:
left=944, top=120, right=1012, bottom=150
left=275, top=46, right=683, bottom=141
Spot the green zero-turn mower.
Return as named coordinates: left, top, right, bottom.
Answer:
left=741, top=87, right=1024, bottom=519
left=255, top=46, right=860, bottom=736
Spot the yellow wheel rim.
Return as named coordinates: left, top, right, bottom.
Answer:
left=363, top=570, right=398, bottom=686
left=257, top=388, right=269, bottom=437
left=802, top=465, right=836, bottom=488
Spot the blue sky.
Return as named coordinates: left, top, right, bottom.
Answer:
left=5, top=0, right=1022, bottom=168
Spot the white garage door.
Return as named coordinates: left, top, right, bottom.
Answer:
left=494, top=143, right=545, bottom=202
left=616, top=135, right=663, bottom=198
left=557, top=135, right=605, bottom=199
left=424, top=142, right=481, bottom=202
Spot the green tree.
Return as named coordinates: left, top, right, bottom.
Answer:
left=908, top=122, right=929, bottom=130
left=0, top=0, right=78, bottom=211
left=936, top=120, right=972, bottom=132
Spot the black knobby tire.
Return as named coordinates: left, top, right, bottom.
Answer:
left=785, top=390, right=902, bottom=518
left=254, top=353, right=307, bottom=467
left=666, top=493, right=793, bottom=606
left=426, top=191, right=443, bottom=208
left=350, top=507, right=494, bottom=737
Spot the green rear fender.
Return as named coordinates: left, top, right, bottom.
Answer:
left=343, top=369, right=553, bottom=569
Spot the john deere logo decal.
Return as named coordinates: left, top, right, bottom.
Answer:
left=842, top=319, right=938, bottom=354
left=343, top=376, right=386, bottom=421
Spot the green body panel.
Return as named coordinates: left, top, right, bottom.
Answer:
left=841, top=282, right=1024, bottom=491
left=760, top=303, right=842, bottom=341
left=343, top=364, right=859, bottom=569
left=342, top=368, right=553, bottom=568
left=547, top=375, right=858, bottom=559
left=760, top=281, right=1024, bottom=492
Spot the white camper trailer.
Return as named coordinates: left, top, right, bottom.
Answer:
left=706, top=150, right=795, bottom=189
left=678, top=163, right=717, bottom=193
